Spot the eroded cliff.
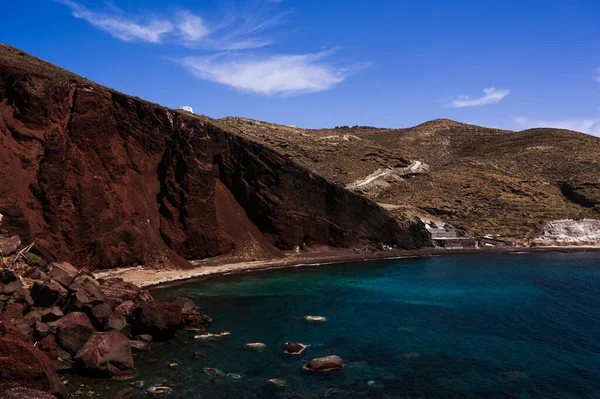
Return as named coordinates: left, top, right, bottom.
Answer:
left=0, top=45, right=429, bottom=270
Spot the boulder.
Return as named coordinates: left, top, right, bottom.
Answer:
left=37, top=334, right=59, bottom=360
left=133, top=334, right=152, bottom=343
left=11, top=288, right=33, bottom=306
left=0, top=387, right=59, bottom=399
left=114, top=300, right=136, bottom=317
left=136, top=290, right=154, bottom=304
left=69, top=276, right=104, bottom=304
left=3, top=281, right=22, bottom=295
left=283, top=342, right=307, bottom=355
left=48, top=262, right=78, bottom=288
left=99, top=279, right=141, bottom=309
left=49, top=312, right=94, bottom=332
left=0, top=322, right=68, bottom=398
left=114, top=387, right=136, bottom=399
left=30, top=282, right=67, bottom=307
left=74, top=331, right=135, bottom=376
left=107, top=313, right=127, bottom=332
left=58, top=323, right=95, bottom=356
left=132, top=301, right=183, bottom=340
left=302, top=355, right=345, bottom=373
left=173, top=297, right=196, bottom=313
left=0, top=236, right=21, bottom=256
left=89, top=303, right=112, bottom=328
left=128, top=340, right=150, bottom=352
left=183, top=310, right=212, bottom=329
left=50, top=312, right=95, bottom=356
left=0, top=303, right=24, bottom=325
left=0, top=269, right=17, bottom=284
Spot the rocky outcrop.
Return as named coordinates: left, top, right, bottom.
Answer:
left=0, top=44, right=428, bottom=271
left=0, top=323, right=68, bottom=398
left=0, top=250, right=211, bottom=396
left=535, top=219, right=600, bottom=245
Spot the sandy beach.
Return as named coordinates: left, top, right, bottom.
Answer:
left=94, top=245, right=600, bottom=288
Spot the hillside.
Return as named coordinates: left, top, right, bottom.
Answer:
left=218, top=118, right=600, bottom=242
left=0, top=44, right=430, bottom=270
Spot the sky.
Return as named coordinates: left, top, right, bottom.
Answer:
left=3, top=0, right=600, bottom=135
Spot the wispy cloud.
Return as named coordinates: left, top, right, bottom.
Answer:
left=179, top=51, right=367, bottom=96
left=595, top=67, right=600, bottom=83
left=55, top=0, right=286, bottom=49
left=448, top=87, right=510, bottom=108
left=515, top=117, right=600, bottom=137
left=55, top=0, right=367, bottom=96
left=55, top=0, right=173, bottom=43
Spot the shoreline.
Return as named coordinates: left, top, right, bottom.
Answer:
left=94, top=245, right=600, bottom=289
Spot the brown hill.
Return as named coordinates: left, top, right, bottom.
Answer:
left=218, top=118, right=600, bottom=242
left=0, top=44, right=430, bottom=270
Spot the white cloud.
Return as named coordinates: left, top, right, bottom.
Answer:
left=448, top=87, right=510, bottom=108
left=595, top=67, right=600, bottom=83
left=179, top=51, right=365, bottom=96
left=56, top=0, right=173, bottom=43
left=55, top=0, right=285, bottom=49
left=515, top=117, right=600, bottom=137
left=176, top=11, right=210, bottom=42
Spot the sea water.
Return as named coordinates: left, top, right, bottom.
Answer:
left=80, top=252, right=600, bottom=398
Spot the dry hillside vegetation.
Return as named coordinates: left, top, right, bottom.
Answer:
left=217, top=118, right=600, bottom=242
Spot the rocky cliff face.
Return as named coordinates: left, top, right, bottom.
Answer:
left=0, top=45, right=429, bottom=270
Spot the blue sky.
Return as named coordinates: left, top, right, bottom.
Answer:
left=4, top=0, right=600, bottom=135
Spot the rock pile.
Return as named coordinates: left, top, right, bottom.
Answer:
left=0, top=236, right=212, bottom=398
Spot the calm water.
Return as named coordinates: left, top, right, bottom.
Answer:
left=84, top=252, right=600, bottom=398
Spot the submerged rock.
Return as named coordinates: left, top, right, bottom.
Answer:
left=283, top=341, right=307, bottom=355
left=267, top=378, right=287, bottom=387
left=147, top=386, right=172, bottom=395
left=244, top=342, right=267, bottom=351
left=302, top=355, right=345, bottom=373
left=304, top=315, right=327, bottom=323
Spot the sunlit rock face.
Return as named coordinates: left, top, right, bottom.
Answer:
left=535, top=219, right=600, bottom=245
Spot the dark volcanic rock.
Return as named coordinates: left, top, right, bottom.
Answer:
left=3, top=281, right=22, bottom=295
left=53, top=312, right=95, bottom=356
left=30, top=282, right=67, bottom=307
left=114, top=387, right=136, bottom=399
left=114, top=300, right=136, bottom=317
left=302, top=355, right=345, bottom=373
left=100, top=279, right=141, bottom=309
left=48, top=262, right=78, bottom=288
left=0, top=387, right=59, bottom=399
left=74, top=331, right=134, bottom=376
left=0, top=322, right=68, bottom=398
left=0, top=269, right=17, bottom=284
left=132, top=301, right=183, bottom=340
left=283, top=342, right=307, bottom=355
left=0, top=236, right=21, bottom=256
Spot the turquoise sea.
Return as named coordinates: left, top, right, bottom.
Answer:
left=85, top=252, right=600, bottom=398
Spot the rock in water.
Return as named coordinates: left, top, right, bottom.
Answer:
left=304, top=315, right=327, bottom=323
left=147, top=386, right=173, bottom=395
left=244, top=342, right=267, bottom=351
left=283, top=341, right=307, bottom=355
left=132, top=301, right=183, bottom=340
left=74, top=331, right=134, bottom=376
left=302, top=355, right=345, bottom=373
